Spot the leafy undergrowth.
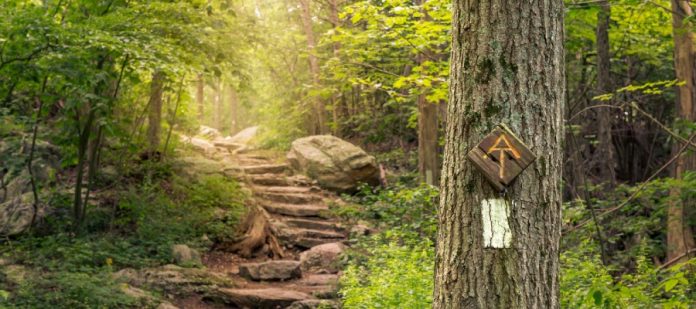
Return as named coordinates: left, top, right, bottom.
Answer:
left=337, top=181, right=696, bottom=308
left=0, top=160, right=247, bottom=308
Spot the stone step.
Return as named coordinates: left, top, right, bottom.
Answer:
left=256, top=191, right=323, bottom=204
left=288, top=299, right=339, bottom=309
left=254, top=186, right=318, bottom=194
left=290, top=237, right=343, bottom=249
left=278, top=228, right=345, bottom=249
left=238, top=260, right=301, bottom=281
left=281, top=218, right=346, bottom=233
left=217, top=288, right=313, bottom=309
left=297, top=274, right=339, bottom=287
left=260, top=200, right=329, bottom=217
left=226, top=164, right=289, bottom=175
left=279, top=227, right=344, bottom=240
left=248, top=174, right=313, bottom=187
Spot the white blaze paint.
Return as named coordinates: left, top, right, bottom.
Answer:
left=481, top=198, right=512, bottom=248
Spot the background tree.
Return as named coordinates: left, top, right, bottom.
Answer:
left=667, top=0, right=696, bottom=263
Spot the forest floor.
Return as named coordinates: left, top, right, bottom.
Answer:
left=170, top=140, right=347, bottom=308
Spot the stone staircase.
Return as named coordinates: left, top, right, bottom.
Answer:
left=211, top=152, right=347, bottom=309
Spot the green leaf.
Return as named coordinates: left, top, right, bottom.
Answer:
left=591, top=290, right=603, bottom=305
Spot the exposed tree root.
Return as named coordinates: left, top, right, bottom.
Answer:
left=220, top=203, right=284, bottom=259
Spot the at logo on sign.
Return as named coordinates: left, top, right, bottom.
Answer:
left=483, top=134, right=520, bottom=179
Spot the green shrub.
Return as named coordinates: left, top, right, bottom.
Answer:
left=561, top=241, right=696, bottom=308
left=340, top=237, right=434, bottom=309
left=337, top=183, right=438, bottom=240
left=7, top=271, right=141, bottom=308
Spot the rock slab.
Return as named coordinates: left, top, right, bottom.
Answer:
left=287, top=135, right=379, bottom=192
left=238, top=260, right=301, bottom=281
left=300, top=242, right=345, bottom=274
left=218, top=288, right=312, bottom=309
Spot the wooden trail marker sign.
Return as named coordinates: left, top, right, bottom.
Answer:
left=467, top=124, right=536, bottom=191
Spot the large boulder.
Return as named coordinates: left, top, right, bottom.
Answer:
left=0, top=192, right=43, bottom=236
left=227, top=126, right=259, bottom=145
left=287, top=135, right=379, bottom=192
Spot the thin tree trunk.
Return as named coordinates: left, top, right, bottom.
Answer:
left=229, top=86, right=239, bottom=134
left=433, top=0, right=564, bottom=308
left=667, top=0, right=696, bottom=263
left=418, top=90, right=439, bottom=186
left=416, top=0, right=440, bottom=186
left=329, top=0, right=342, bottom=136
left=215, top=81, right=223, bottom=130
left=596, top=0, right=616, bottom=187
left=147, top=70, right=164, bottom=152
left=298, top=0, right=326, bottom=134
left=196, top=73, right=205, bottom=121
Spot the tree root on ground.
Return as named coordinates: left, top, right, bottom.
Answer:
left=219, top=204, right=284, bottom=259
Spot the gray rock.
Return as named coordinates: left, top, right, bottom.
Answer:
left=171, top=244, right=201, bottom=266
left=198, top=126, right=223, bottom=140
left=1, top=264, right=28, bottom=285
left=238, top=260, right=301, bottom=281
left=300, top=242, right=345, bottom=274
left=287, top=135, right=379, bottom=192
left=0, top=192, right=42, bottom=236
left=228, top=126, right=259, bottom=145
left=114, top=265, right=233, bottom=295
left=186, top=137, right=218, bottom=157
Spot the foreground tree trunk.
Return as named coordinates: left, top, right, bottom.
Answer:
left=147, top=70, right=164, bottom=152
left=667, top=0, right=696, bottom=263
left=433, top=1, right=564, bottom=308
left=596, top=0, right=616, bottom=187
left=298, top=0, right=327, bottom=134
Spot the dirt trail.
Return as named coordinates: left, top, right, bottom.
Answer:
left=179, top=149, right=347, bottom=309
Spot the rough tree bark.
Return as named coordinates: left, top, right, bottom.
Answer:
left=298, top=0, right=327, bottom=134
left=596, top=0, right=616, bottom=187
left=196, top=73, right=205, bottom=121
left=229, top=85, right=239, bottom=135
left=147, top=70, right=164, bottom=152
left=667, top=0, right=696, bottom=263
left=433, top=0, right=564, bottom=308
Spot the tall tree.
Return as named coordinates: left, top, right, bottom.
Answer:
left=196, top=73, right=205, bottom=121
left=596, top=0, right=616, bottom=186
left=147, top=70, right=164, bottom=152
left=229, top=85, right=239, bottom=134
left=215, top=81, right=223, bottom=130
left=433, top=0, right=564, bottom=308
left=667, top=0, right=696, bottom=263
left=416, top=0, right=440, bottom=186
left=328, top=0, right=342, bottom=136
left=298, top=0, right=327, bottom=134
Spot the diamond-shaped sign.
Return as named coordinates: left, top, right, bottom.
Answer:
left=467, top=124, right=536, bottom=191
